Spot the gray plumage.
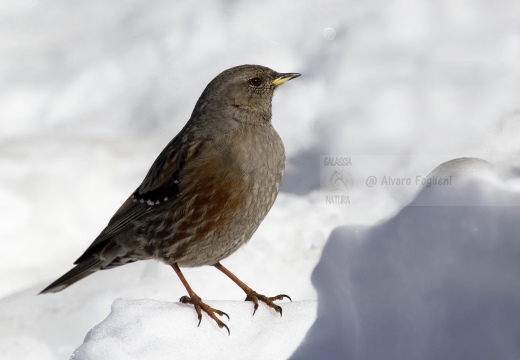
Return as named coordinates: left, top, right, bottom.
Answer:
left=40, top=65, right=300, bottom=299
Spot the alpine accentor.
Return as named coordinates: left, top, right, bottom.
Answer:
left=40, top=64, right=300, bottom=333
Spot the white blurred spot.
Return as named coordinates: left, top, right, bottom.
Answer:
left=322, top=27, right=336, bottom=40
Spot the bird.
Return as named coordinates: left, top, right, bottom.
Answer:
left=40, top=64, right=301, bottom=334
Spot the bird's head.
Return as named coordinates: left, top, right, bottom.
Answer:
left=191, top=64, right=300, bottom=125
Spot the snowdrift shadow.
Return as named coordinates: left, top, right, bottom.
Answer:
left=292, top=166, right=520, bottom=360
left=281, top=142, right=327, bottom=195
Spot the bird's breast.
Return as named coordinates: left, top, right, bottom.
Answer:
left=137, top=123, right=286, bottom=266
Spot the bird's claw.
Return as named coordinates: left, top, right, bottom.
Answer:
left=245, top=291, right=291, bottom=317
left=179, top=295, right=230, bottom=335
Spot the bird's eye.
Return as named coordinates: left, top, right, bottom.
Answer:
left=248, top=77, right=263, bottom=87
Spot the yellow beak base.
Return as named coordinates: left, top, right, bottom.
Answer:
left=272, top=73, right=301, bottom=86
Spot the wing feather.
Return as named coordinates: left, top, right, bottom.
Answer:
left=74, top=136, right=205, bottom=264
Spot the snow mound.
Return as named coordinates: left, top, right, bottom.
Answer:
left=293, top=162, right=520, bottom=360
left=72, top=299, right=316, bottom=360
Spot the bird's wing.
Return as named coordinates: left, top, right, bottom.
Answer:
left=74, top=136, right=205, bottom=264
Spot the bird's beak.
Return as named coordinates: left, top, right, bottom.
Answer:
left=272, top=73, right=301, bottom=86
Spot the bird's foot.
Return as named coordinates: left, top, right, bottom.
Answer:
left=179, top=295, right=230, bottom=335
left=244, top=291, right=292, bottom=316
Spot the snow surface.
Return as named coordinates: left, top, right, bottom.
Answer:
left=1, top=0, right=520, bottom=359
left=72, top=299, right=316, bottom=360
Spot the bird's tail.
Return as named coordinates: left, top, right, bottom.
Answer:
left=39, top=256, right=102, bottom=294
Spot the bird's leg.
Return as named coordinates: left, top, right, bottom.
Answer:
left=171, top=263, right=230, bottom=334
left=214, top=262, right=291, bottom=316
